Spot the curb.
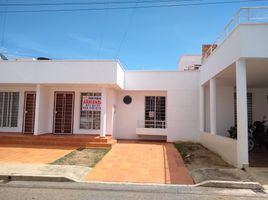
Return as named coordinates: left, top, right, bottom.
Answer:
left=195, top=180, right=263, bottom=190
left=1, top=180, right=268, bottom=198
left=0, top=174, right=77, bottom=182
left=0, top=174, right=264, bottom=191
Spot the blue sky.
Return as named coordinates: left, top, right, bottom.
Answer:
left=0, top=0, right=267, bottom=70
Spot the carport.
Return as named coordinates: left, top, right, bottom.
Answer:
left=201, top=58, right=268, bottom=168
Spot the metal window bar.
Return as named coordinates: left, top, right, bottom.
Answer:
left=145, top=96, right=166, bottom=129
left=234, top=92, right=253, bottom=126
left=0, top=92, right=19, bottom=128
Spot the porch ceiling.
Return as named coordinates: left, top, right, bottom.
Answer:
left=216, top=58, right=268, bottom=88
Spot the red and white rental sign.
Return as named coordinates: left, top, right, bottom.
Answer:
left=82, top=96, right=101, bottom=111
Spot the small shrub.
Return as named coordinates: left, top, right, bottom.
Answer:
left=174, top=143, right=187, bottom=160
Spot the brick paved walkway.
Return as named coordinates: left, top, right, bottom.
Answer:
left=85, top=141, right=193, bottom=184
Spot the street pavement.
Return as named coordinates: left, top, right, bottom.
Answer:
left=0, top=181, right=267, bottom=200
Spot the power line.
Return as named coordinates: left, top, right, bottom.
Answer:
left=0, top=0, right=267, bottom=13
left=97, top=1, right=110, bottom=58
left=0, top=0, right=210, bottom=7
left=116, top=1, right=138, bottom=58
left=0, top=0, right=8, bottom=47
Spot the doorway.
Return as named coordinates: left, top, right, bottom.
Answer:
left=23, top=92, right=36, bottom=134
left=53, top=92, right=74, bottom=134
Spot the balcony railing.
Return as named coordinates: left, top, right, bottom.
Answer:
left=203, top=7, right=268, bottom=61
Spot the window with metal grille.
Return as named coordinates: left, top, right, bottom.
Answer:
left=80, top=93, right=101, bottom=130
left=234, top=92, right=252, bottom=126
left=145, top=96, right=166, bottom=129
left=0, top=92, right=19, bottom=127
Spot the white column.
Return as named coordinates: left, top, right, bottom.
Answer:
left=236, top=59, right=249, bottom=168
left=200, top=85, right=205, bottom=132
left=100, top=88, right=107, bottom=138
left=34, top=84, right=40, bottom=135
left=210, top=78, right=217, bottom=135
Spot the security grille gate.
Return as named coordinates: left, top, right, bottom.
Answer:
left=53, top=92, right=74, bottom=134
left=23, top=92, right=36, bottom=133
left=145, top=96, right=166, bottom=128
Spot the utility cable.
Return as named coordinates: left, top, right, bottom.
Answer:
left=0, top=0, right=267, bottom=13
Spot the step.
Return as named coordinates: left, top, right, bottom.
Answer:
left=0, top=138, right=117, bottom=148
left=0, top=135, right=113, bottom=143
left=0, top=138, right=113, bottom=145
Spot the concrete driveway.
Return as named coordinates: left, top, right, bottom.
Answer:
left=85, top=141, right=193, bottom=184
left=0, top=145, right=75, bottom=164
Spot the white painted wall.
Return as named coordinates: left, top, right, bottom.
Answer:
left=0, top=60, right=125, bottom=88
left=200, top=132, right=238, bottom=167
left=43, top=85, right=116, bottom=135
left=201, top=24, right=268, bottom=85
left=125, top=71, right=199, bottom=91
left=35, top=85, right=50, bottom=135
left=167, top=89, right=199, bottom=142
left=123, top=71, right=200, bottom=141
left=240, top=25, right=268, bottom=58
left=115, top=91, right=167, bottom=140
left=178, top=55, right=201, bottom=71
left=205, top=85, right=235, bottom=136
left=216, top=86, right=235, bottom=136
left=0, top=84, right=120, bottom=135
left=250, top=88, right=268, bottom=122
left=116, top=63, right=125, bottom=89
left=106, top=89, right=117, bottom=136
left=205, top=86, right=268, bottom=136
left=205, top=84, right=210, bottom=132
left=200, top=26, right=241, bottom=84
left=0, top=85, right=36, bottom=133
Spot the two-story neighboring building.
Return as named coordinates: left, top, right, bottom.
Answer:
left=0, top=7, right=267, bottom=168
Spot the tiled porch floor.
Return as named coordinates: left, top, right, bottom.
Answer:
left=85, top=141, right=193, bottom=184
left=0, top=145, right=75, bottom=163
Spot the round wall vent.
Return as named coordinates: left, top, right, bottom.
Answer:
left=123, top=95, right=132, bottom=105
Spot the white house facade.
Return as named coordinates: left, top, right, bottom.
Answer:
left=0, top=7, right=267, bottom=168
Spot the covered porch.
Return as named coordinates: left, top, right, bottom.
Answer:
left=200, top=58, right=268, bottom=168
left=0, top=83, right=118, bottom=139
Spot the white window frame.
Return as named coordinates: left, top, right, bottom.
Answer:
left=0, top=92, right=20, bottom=128
left=79, top=92, right=101, bottom=130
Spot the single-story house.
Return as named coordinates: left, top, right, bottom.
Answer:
left=0, top=7, right=267, bottom=168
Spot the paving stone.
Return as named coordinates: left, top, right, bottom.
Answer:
left=85, top=141, right=193, bottom=184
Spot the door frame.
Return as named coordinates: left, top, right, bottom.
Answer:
left=22, top=91, right=36, bottom=134
left=53, top=91, right=75, bottom=134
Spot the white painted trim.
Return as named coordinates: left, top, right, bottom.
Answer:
left=200, top=86, right=205, bottom=132
left=236, top=59, right=249, bottom=168
left=210, top=78, right=217, bottom=135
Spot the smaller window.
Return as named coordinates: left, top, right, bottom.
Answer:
left=80, top=93, right=101, bottom=130
left=123, top=95, right=132, bottom=105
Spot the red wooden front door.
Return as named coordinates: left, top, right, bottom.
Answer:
left=53, top=92, right=74, bottom=134
left=23, top=92, right=36, bottom=134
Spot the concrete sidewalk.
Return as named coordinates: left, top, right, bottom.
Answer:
left=246, top=167, right=268, bottom=192
left=0, top=163, right=90, bottom=181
